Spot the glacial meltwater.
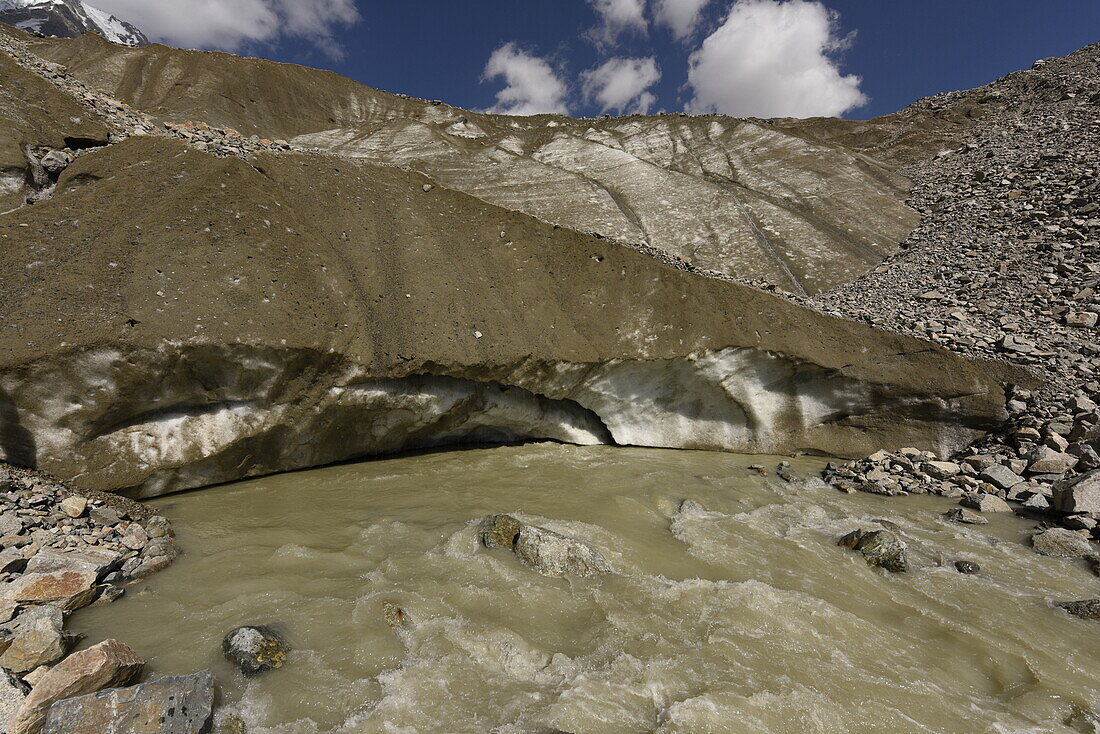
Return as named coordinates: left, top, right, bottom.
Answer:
left=72, top=444, right=1100, bottom=733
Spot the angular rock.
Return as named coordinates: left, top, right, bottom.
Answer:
left=1031, top=527, right=1094, bottom=557
left=960, top=493, right=1013, bottom=513
left=25, top=547, right=121, bottom=578
left=222, top=626, right=288, bottom=677
left=1053, top=470, right=1100, bottom=513
left=838, top=529, right=909, bottom=572
left=513, top=525, right=613, bottom=578
left=944, top=507, right=989, bottom=525
left=1025, top=446, right=1077, bottom=475
left=58, top=497, right=87, bottom=518
left=979, top=464, right=1024, bottom=490
left=0, top=669, right=29, bottom=733
left=954, top=561, right=980, bottom=574
left=3, top=570, right=98, bottom=611
left=9, top=639, right=144, bottom=734
left=0, top=606, right=70, bottom=674
left=41, top=671, right=215, bottom=734
left=923, top=461, right=961, bottom=480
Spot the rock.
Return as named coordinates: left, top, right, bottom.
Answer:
left=979, top=465, right=1024, bottom=490
left=380, top=601, right=410, bottom=631
left=477, top=514, right=522, bottom=550
left=118, top=524, right=148, bottom=551
left=88, top=507, right=121, bottom=526
left=40, top=671, right=215, bottom=734
left=677, top=499, right=706, bottom=514
left=954, top=561, right=980, bottom=574
left=960, top=493, right=1013, bottom=513
left=923, top=461, right=961, bottom=480
left=1053, top=470, right=1100, bottom=513
left=58, top=497, right=86, bottom=518
left=1025, top=446, right=1077, bottom=475
left=0, top=606, right=70, bottom=674
left=9, top=639, right=144, bottom=734
left=0, top=669, right=29, bottom=732
left=39, top=150, right=73, bottom=175
left=1057, top=599, right=1100, bottom=620
left=1022, top=493, right=1051, bottom=510
left=25, top=547, right=121, bottom=578
left=513, top=525, right=613, bottom=578
left=1069, top=443, right=1100, bottom=471
left=1032, top=528, right=1094, bottom=557
left=944, top=507, right=989, bottom=525
left=838, top=529, right=909, bottom=572
left=0, top=547, right=28, bottom=574
left=3, top=570, right=99, bottom=611
left=222, top=626, right=288, bottom=677
left=1066, top=312, right=1099, bottom=328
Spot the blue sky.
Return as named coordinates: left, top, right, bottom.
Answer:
left=97, top=0, right=1100, bottom=120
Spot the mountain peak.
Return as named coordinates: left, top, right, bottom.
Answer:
left=0, top=0, right=147, bottom=46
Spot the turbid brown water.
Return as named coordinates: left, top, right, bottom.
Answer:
left=73, top=444, right=1100, bottom=733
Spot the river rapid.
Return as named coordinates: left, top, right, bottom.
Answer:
left=72, top=444, right=1100, bottom=733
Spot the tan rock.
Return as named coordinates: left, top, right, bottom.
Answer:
left=9, top=639, right=144, bottom=734
left=4, top=570, right=98, bottom=611
left=0, top=606, right=69, bottom=674
left=58, top=497, right=87, bottom=518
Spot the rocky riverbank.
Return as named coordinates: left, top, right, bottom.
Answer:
left=0, top=462, right=216, bottom=733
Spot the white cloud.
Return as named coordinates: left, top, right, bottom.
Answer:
left=582, top=57, right=661, bottom=114
left=587, top=0, right=648, bottom=46
left=482, top=43, right=570, bottom=116
left=686, top=0, right=867, bottom=118
left=654, top=0, right=711, bottom=40
left=92, top=0, right=360, bottom=57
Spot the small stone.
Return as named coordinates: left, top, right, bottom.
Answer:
left=954, top=561, right=980, bottom=574
left=58, top=497, right=86, bottom=518
left=1031, top=527, right=1094, bottom=557
left=380, top=601, right=410, bottom=631
left=222, top=626, right=288, bottom=677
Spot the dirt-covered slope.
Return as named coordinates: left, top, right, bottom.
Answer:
left=23, top=30, right=918, bottom=295
left=0, top=135, right=1015, bottom=497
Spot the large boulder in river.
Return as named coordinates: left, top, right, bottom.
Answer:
left=1053, top=470, right=1100, bottom=513
left=514, top=525, right=613, bottom=579
left=9, top=638, right=144, bottom=734
left=222, top=625, right=289, bottom=677
left=41, top=671, right=215, bottom=734
left=838, top=529, right=910, bottom=573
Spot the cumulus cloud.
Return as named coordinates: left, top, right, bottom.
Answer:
left=582, top=57, right=661, bottom=114
left=587, top=0, right=648, bottom=46
left=654, top=0, right=711, bottom=40
left=92, top=0, right=360, bottom=57
left=686, top=0, right=867, bottom=118
left=482, top=43, right=570, bottom=116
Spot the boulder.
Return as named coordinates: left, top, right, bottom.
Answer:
left=25, top=547, right=121, bottom=578
left=1031, top=528, right=1094, bottom=558
left=838, top=529, right=909, bottom=572
left=923, top=461, right=961, bottom=480
left=1057, top=599, right=1100, bottom=620
left=477, top=514, right=522, bottom=550
left=954, top=561, right=980, bottom=574
left=513, top=525, right=613, bottom=578
left=41, top=671, right=215, bottom=734
left=222, top=626, right=288, bottom=677
left=1052, top=470, right=1100, bottom=513
left=979, top=465, right=1024, bottom=490
left=0, top=606, right=71, bottom=674
left=943, top=507, right=989, bottom=525
left=3, top=570, right=99, bottom=611
left=39, top=150, right=73, bottom=175
left=960, top=493, right=1013, bottom=513
left=1025, top=446, right=1077, bottom=475
left=9, top=639, right=144, bottom=734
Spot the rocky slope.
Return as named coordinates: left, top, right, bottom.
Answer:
left=0, top=0, right=146, bottom=46
left=0, top=23, right=1024, bottom=498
